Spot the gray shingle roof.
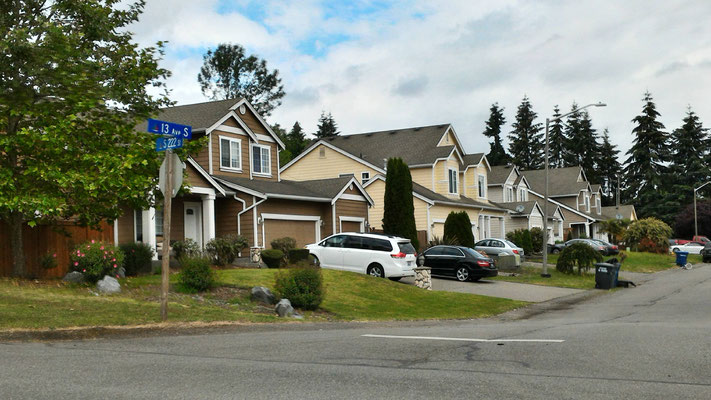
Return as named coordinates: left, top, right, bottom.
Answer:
left=322, top=124, right=455, bottom=167
left=214, top=175, right=353, bottom=199
left=495, top=201, right=539, bottom=215
left=137, top=98, right=242, bottom=132
left=520, top=166, right=589, bottom=196
left=601, top=205, right=636, bottom=220
left=488, top=165, right=516, bottom=185
left=462, top=153, right=485, bottom=167
left=410, top=182, right=504, bottom=211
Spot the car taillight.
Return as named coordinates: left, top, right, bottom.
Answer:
left=391, top=252, right=406, bottom=259
left=612, top=245, right=618, bottom=250
left=476, top=260, right=490, bottom=267
left=599, top=246, right=605, bottom=250
left=512, top=249, right=519, bottom=254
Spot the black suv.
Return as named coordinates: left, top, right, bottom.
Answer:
left=702, top=242, right=711, bottom=263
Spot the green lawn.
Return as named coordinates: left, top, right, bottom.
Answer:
left=491, top=267, right=596, bottom=289
left=0, top=269, right=527, bottom=330
left=532, top=251, right=702, bottom=274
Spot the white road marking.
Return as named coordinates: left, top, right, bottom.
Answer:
left=362, top=334, right=564, bottom=343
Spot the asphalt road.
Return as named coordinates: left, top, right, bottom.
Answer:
left=2, top=265, right=710, bottom=399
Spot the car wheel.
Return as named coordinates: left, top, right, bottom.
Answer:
left=455, top=266, right=470, bottom=282
left=388, top=277, right=402, bottom=282
left=367, top=264, right=385, bottom=278
left=552, top=248, right=560, bottom=254
left=672, top=248, right=679, bottom=253
left=310, top=255, right=320, bottom=267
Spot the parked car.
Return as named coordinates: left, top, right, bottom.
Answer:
left=670, top=235, right=710, bottom=245
left=422, top=245, right=498, bottom=282
left=306, top=232, right=417, bottom=280
left=590, top=239, right=619, bottom=256
left=701, top=242, right=711, bottom=263
left=474, top=238, right=524, bottom=258
left=670, top=241, right=706, bottom=255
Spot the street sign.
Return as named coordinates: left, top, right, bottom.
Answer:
left=159, top=153, right=184, bottom=198
left=147, top=118, right=192, bottom=139
left=155, top=136, right=184, bottom=152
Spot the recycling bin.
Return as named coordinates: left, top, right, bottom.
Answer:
left=595, top=262, right=619, bottom=290
left=675, top=251, right=689, bottom=267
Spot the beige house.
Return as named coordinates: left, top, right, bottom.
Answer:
left=280, top=124, right=509, bottom=245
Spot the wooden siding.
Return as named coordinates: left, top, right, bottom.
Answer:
left=186, top=163, right=212, bottom=188
left=410, top=167, right=433, bottom=191
left=235, top=193, right=255, bottom=247
left=117, top=205, right=135, bottom=244
left=335, top=199, right=368, bottom=233
left=191, top=133, right=210, bottom=172
left=365, top=179, right=385, bottom=230
left=281, top=143, right=380, bottom=182
left=257, top=199, right=331, bottom=247
left=215, top=198, right=242, bottom=237
left=0, top=220, right=113, bottom=278
left=239, top=107, right=268, bottom=135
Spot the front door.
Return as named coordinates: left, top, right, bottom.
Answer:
left=184, top=203, right=202, bottom=247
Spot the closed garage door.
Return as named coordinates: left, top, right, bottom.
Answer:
left=341, top=220, right=362, bottom=233
left=264, top=219, right=318, bottom=248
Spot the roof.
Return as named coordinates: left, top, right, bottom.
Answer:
left=488, top=165, right=516, bottom=185
left=462, top=153, right=485, bottom=167
left=496, top=201, right=539, bottom=215
left=137, top=98, right=242, bottom=132
left=520, top=166, right=589, bottom=197
left=214, top=175, right=357, bottom=200
left=321, top=124, right=455, bottom=167
left=590, top=184, right=601, bottom=192
left=601, top=205, right=637, bottom=220
left=409, top=182, right=504, bottom=211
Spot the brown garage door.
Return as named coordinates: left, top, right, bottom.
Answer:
left=264, top=219, right=317, bottom=248
left=341, top=220, right=362, bottom=233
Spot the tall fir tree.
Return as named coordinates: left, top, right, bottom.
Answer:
left=508, top=96, right=544, bottom=170
left=562, top=103, right=582, bottom=167
left=482, top=103, right=510, bottom=166
left=548, top=106, right=567, bottom=168
left=315, top=111, right=340, bottom=138
left=622, top=92, right=671, bottom=220
left=382, top=158, right=419, bottom=250
left=578, top=111, right=603, bottom=184
left=596, top=129, right=622, bottom=206
left=286, top=121, right=307, bottom=156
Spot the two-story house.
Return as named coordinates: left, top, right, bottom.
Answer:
left=115, top=98, right=373, bottom=254
left=280, top=124, right=509, bottom=245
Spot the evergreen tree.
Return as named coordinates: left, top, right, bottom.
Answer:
left=596, top=129, right=622, bottom=206
left=382, top=158, right=419, bottom=250
left=508, top=96, right=544, bottom=170
left=482, top=103, right=510, bottom=166
left=443, top=212, right=475, bottom=248
left=548, top=106, right=567, bottom=168
left=622, top=92, right=671, bottom=220
left=562, top=103, right=583, bottom=167
left=271, top=123, right=291, bottom=167
left=287, top=121, right=307, bottom=156
left=315, top=111, right=340, bottom=138
left=578, top=111, right=602, bottom=184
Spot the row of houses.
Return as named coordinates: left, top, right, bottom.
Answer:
left=117, top=98, right=637, bottom=256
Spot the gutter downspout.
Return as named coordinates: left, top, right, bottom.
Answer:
left=237, top=196, right=267, bottom=247
left=426, top=203, right=433, bottom=243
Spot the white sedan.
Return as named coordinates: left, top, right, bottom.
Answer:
left=670, top=241, right=706, bottom=255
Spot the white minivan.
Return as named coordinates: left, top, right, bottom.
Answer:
left=306, top=232, right=417, bottom=280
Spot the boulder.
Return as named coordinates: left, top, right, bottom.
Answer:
left=275, top=299, right=294, bottom=317
left=96, top=275, right=121, bottom=294
left=62, top=271, right=85, bottom=284
left=251, top=286, right=275, bottom=304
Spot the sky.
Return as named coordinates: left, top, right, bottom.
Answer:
left=128, top=0, right=711, bottom=157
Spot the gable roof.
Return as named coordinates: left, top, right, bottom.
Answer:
left=462, top=153, right=484, bottom=166
left=520, top=166, right=589, bottom=197
left=601, top=205, right=637, bottom=220
left=138, top=98, right=241, bottom=132
left=488, top=165, right=517, bottom=185
left=495, top=201, right=540, bottom=216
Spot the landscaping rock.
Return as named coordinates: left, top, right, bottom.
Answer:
left=251, top=286, right=275, bottom=304
left=62, top=271, right=85, bottom=283
left=275, top=299, right=294, bottom=317
left=96, top=276, right=121, bottom=294
left=115, top=267, right=126, bottom=279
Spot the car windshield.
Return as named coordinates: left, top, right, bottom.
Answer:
left=462, top=248, right=484, bottom=258
left=504, top=240, right=518, bottom=248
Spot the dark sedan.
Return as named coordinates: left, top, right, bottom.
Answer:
left=422, top=245, right=498, bottom=282
left=590, top=239, right=619, bottom=256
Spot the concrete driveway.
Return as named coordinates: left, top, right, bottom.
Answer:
left=400, top=276, right=584, bottom=302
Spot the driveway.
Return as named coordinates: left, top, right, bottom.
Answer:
left=400, top=276, right=584, bottom=302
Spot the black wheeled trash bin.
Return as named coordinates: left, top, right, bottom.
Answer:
left=595, top=262, right=619, bottom=289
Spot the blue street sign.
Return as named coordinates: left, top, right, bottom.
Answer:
left=147, top=118, right=192, bottom=139
left=155, top=136, right=184, bottom=152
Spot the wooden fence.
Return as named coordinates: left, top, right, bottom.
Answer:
left=0, top=221, right=113, bottom=278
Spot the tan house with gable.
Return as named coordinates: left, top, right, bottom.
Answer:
left=280, top=124, right=509, bottom=246
left=116, top=98, right=373, bottom=254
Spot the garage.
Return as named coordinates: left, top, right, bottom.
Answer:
left=263, top=215, right=320, bottom=248
left=341, top=220, right=362, bottom=233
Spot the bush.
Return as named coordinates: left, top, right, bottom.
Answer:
left=261, top=249, right=284, bottom=268
left=288, top=249, right=310, bottom=263
left=566, top=230, right=573, bottom=241
left=507, top=229, right=533, bottom=255
left=271, top=237, right=297, bottom=255
left=530, top=227, right=544, bottom=254
left=119, top=242, right=155, bottom=276
left=172, top=238, right=201, bottom=260
left=205, top=234, right=248, bottom=266
left=70, top=240, right=125, bottom=283
left=623, top=217, right=672, bottom=252
left=39, top=252, right=58, bottom=270
left=444, top=211, right=474, bottom=248
left=274, top=267, right=324, bottom=310
left=638, top=237, right=667, bottom=254
left=178, top=255, right=216, bottom=292
left=556, top=242, right=603, bottom=275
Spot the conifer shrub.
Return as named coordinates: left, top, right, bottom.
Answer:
left=261, top=249, right=284, bottom=268
left=120, top=242, right=155, bottom=275
left=556, top=242, right=603, bottom=275
left=443, top=211, right=474, bottom=248
left=178, top=255, right=216, bottom=292
left=274, top=266, right=324, bottom=310
left=288, top=249, right=310, bottom=263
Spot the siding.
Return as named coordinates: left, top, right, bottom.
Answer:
left=215, top=198, right=242, bottom=237
left=410, top=167, right=433, bottom=191
left=365, top=179, right=385, bottom=230
left=235, top=192, right=255, bottom=247
left=506, top=216, right=530, bottom=231
left=281, top=144, right=380, bottom=181
left=335, top=199, right=368, bottom=233
left=186, top=163, right=212, bottom=188
left=117, top=205, right=135, bottom=244
left=488, top=187, right=504, bottom=203
left=433, top=157, right=461, bottom=197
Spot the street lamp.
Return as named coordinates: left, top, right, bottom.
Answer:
left=694, top=181, right=711, bottom=237
left=542, top=102, right=606, bottom=278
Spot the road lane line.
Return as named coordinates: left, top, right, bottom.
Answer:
left=361, top=334, right=564, bottom=343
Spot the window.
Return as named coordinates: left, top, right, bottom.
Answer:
left=585, top=194, right=590, bottom=212
left=478, top=175, right=486, bottom=198
left=319, top=147, right=326, bottom=158
left=448, top=169, right=458, bottom=194
left=344, top=236, right=364, bottom=249
left=442, top=247, right=464, bottom=257
left=252, top=144, right=271, bottom=175
left=596, top=197, right=601, bottom=214
left=361, top=172, right=370, bottom=185
left=323, top=235, right=347, bottom=247
left=519, top=188, right=528, bottom=201
left=367, top=238, right=393, bottom=252
left=219, top=137, right=241, bottom=170
left=424, top=246, right=444, bottom=256
left=134, top=210, right=143, bottom=242
left=505, top=186, right=514, bottom=202
left=155, top=208, right=164, bottom=236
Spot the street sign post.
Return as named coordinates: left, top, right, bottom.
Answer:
left=147, top=118, right=192, bottom=139
left=159, top=153, right=184, bottom=198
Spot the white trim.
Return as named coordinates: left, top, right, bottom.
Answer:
left=267, top=193, right=332, bottom=202
left=448, top=167, right=458, bottom=194
left=361, top=171, right=370, bottom=185
left=251, top=143, right=272, bottom=177
left=189, top=186, right=216, bottom=196
left=528, top=189, right=598, bottom=222
left=215, top=124, right=247, bottom=136
left=183, top=201, right=203, bottom=248
left=331, top=176, right=375, bottom=206
left=280, top=140, right=385, bottom=174
left=231, top=99, right=286, bottom=149
left=206, top=110, right=258, bottom=143
left=213, top=177, right=266, bottom=198
left=202, top=194, right=216, bottom=246
left=256, top=133, right=275, bottom=143
left=339, top=193, right=367, bottom=202
left=218, top=135, right=242, bottom=172
left=186, top=158, right=226, bottom=196
left=432, top=218, right=447, bottom=224
left=339, top=216, right=365, bottom=232
left=208, top=134, right=213, bottom=174
left=252, top=197, right=259, bottom=246
left=261, top=213, right=321, bottom=248
left=332, top=204, right=337, bottom=234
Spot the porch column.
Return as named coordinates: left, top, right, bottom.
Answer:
left=202, top=194, right=216, bottom=245
left=141, top=207, right=157, bottom=260
left=500, top=217, right=505, bottom=237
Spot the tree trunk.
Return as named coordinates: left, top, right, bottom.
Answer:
left=9, top=212, right=26, bottom=278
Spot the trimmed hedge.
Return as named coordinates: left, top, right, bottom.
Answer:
left=120, top=242, right=155, bottom=276
left=261, top=249, right=284, bottom=268
left=288, top=249, right=310, bottom=263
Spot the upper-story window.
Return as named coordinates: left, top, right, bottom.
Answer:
left=361, top=172, right=370, bottom=185
left=596, top=197, right=601, bottom=214
left=252, top=144, right=271, bottom=176
left=448, top=169, right=458, bottom=194
left=505, top=186, right=514, bottom=202
left=584, top=192, right=590, bottom=212
left=219, top=136, right=241, bottom=171
left=519, top=188, right=528, bottom=201
left=478, top=174, right=486, bottom=198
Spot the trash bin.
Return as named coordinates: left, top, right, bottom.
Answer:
left=675, top=251, right=689, bottom=267
left=595, top=262, right=620, bottom=290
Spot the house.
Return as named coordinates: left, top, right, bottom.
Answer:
left=601, top=205, right=638, bottom=221
left=115, top=98, right=373, bottom=255
left=280, top=124, right=509, bottom=244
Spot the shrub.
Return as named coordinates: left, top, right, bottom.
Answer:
left=274, top=267, right=324, bottom=310
left=288, top=249, right=310, bottom=263
left=565, top=230, right=573, bottom=241
left=428, top=235, right=459, bottom=247
left=638, top=237, right=667, bottom=254
left=382, top=157, right=419, bottom=250
left=556, top=242, right=603, bottom=275
left=172, top=238, right=201, bottom=260
left=70, top=240, right=125, bottom=283
left=271, top=237, right=297, bottom=255
left=530, top=227, right=544, bottom=254
left=623, top=217, right=672, bottom=252
left=39, top=252, right=58, bottom=270
left=205, top=234, right=248, bottom=266
left=119, top=242, right=155, bottom=276
left=444, top=211, right=474, bottom=248
left=507, top=229, right=533, bottom=255
left=261, top=249, right=284, bottom=268
left=178, top=255, right=216, bottom=292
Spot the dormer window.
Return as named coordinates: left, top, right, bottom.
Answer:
left=478, top=174, right=486, bottom=198
left=505, top=186, right=514, bottom=202
left=519, top=188, right=528, bottom=201
left=596, top=197, right=601, bottom=214
left=448, top=169, right=458, bottom=194
left=584, top=193, right=590, bottom=212
left=252, top=144, right=271, bottom=176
